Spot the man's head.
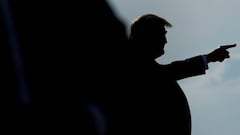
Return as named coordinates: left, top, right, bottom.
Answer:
left=129, top=14, right=172, bottom=58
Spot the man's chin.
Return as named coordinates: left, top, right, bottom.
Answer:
left=159, top=50, right=164, bottom=56
left=154, top=50, right=164, bottom=59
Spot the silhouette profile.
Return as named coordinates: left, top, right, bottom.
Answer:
left=127, top=14, right=236, bottom=135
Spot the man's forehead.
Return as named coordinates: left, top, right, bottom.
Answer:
left=154, top=26, right=166, bottom=32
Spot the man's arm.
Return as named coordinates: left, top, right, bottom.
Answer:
left=163, top=44, right=236, bottom=80
left=163, top=55, right=207, bottom=80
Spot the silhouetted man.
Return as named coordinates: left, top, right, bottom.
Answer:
left=127, top=14, right=236, bottom=135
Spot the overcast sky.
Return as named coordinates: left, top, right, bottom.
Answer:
left=109, top=0, right=240, bottom=135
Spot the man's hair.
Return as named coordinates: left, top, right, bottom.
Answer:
left=129, top=14, right=172, bottom=39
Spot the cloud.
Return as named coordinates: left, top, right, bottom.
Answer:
left=180, top=60, right=240, bottom=135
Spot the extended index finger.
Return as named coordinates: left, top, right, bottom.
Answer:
left=220, top=44, right=237, bottom=49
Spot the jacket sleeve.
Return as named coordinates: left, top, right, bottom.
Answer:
left=162, top=55, right=207, bottom=80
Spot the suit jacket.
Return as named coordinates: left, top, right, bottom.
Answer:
left=114, top=55, right=206, bottom=135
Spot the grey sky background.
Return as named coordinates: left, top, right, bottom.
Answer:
left=109, top=0, right=240, bottom=135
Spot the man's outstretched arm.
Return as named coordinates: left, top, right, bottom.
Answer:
left=163, top=44, right=237, bottom=80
